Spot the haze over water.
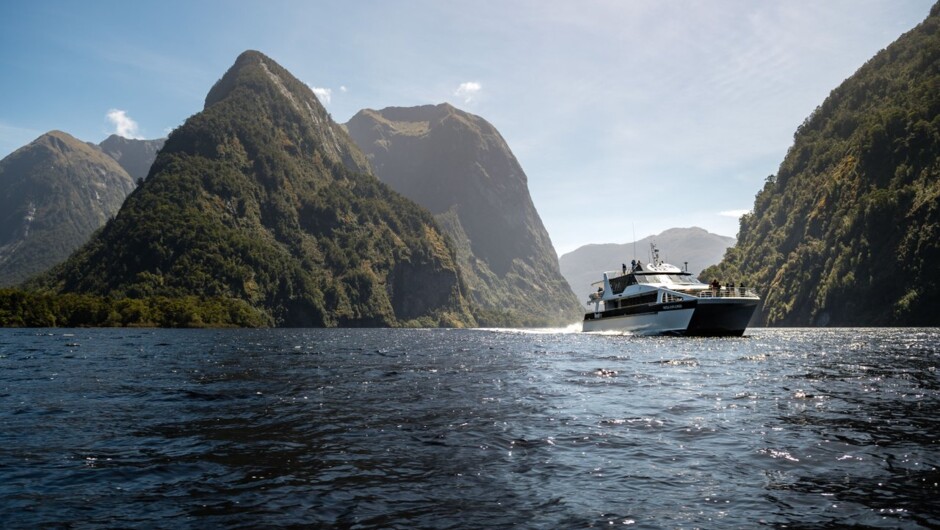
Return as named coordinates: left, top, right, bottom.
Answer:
left=1, top=327, right=937, bottom=528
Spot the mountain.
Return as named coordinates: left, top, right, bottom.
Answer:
left=345, top=103, right=582, bottom=326
left=702, top=3, right=940, bottom=326
left=559, top=227, right=735, bottom=304
left=98, top=134, right=165, bottom=181
left=0, top=131, right=136, bottom=286
left=35, top=50, right=475, bottom=327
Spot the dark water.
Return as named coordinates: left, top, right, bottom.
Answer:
left=1, top=327, right=938, bottom=529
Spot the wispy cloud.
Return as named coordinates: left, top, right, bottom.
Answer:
left=454, top=81, right=481, bottom=103
left=106, top=109, right=142, bottom=139
left=719, top=209, right=750, bottom=218
left=0, top=121, right=42, bottom=159
left=309, top=86, right=332, bottom=104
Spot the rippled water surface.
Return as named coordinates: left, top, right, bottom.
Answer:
left=1, top=327, right=938, bottom=528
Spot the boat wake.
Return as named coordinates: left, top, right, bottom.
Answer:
left=477, top=322, right=584, bottom=335
left=479, top=323, right=634, bottom=336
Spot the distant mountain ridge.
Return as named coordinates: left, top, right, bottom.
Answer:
left=559, top=227, right=734, bottom=304
left=702, top=2, right=940, bottom=326
left=0, top=131, right=136, bottom=286
left=346, top=103, right=583, bottom=326
left=34, top=50, right=475, bottom=327
left=97, top=134, right=165, bottom=181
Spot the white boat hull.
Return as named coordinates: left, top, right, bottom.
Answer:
left=582, top=305, right=695, bottom=335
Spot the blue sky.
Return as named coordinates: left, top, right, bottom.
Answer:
left=1, top=1, right=934, bottom=254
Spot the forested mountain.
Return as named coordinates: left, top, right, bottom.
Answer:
left=0, top=131, right=135, bottom=286
left=702, top=2, right=940, bottom=326
left=345, top=104, right=582, bottom=326
left=98, top=134, right=165, bottom=181
left=560, top=227, right=734, bottom=303
left=33, top=50, right=475, bottom=327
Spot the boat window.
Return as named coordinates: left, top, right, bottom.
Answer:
left=637, top=273, right=701, bottom=285
left=608, top=274, right=638, bottom=294
left=621, top=293, right=657, bottom=306
left=635, top=274, right=669, bottom=284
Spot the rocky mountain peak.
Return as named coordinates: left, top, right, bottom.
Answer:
left=202, top=50, right=369, bottom=174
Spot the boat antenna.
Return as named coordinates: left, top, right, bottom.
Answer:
left=632, top=223, right=636, bottom=260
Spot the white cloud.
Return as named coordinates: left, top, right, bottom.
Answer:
left=339, top=85, right=348, bottom=93
left=106, top=109, right=142, bottom=139
left=309, top=86, right=332, bottom=104
left=454, top=81, right=481, bottom=103
left=719, top=209, right=751, bottom=218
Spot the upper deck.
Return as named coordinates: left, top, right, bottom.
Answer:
left=591, top=269, right=758, bottom=299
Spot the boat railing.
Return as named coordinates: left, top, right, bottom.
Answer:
left=693, top=287, right=758, bottom=299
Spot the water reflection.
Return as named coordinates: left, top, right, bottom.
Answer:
left=763, top=330, right=940, bottom=527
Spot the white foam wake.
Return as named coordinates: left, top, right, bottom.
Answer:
left=475, top=322, right=585, bottom=335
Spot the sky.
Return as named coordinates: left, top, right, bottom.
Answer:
left=0, top=0, right=934, bottom=255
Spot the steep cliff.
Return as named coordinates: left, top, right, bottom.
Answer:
left=703, top=3, right=940, bottom=326
left=346, top=104, right=582, bottom=326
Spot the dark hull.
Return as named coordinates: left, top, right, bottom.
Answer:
left=683, top=299, right=758, bottom=337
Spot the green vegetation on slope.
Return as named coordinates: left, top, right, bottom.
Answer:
left=703, top=3, right=940, bottom=326
left=0, top=288, right=267, bottom=327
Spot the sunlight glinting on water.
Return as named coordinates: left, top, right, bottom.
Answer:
left=0, top=327, right=937, bottom=528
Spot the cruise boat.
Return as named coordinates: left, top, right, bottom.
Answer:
left=582, top=245, right=759, bottom=336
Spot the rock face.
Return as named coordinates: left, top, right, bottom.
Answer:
left=98, top=135, right=166, bottom=181
left=0, top=131, right=136, bottom=286
left=702, top=3, right=940, bottom=326
left=560, top=227, right=735, bottom=304
left=346, top=103, right=582, bottom=326
left=37, top=50, right=475, bottom=327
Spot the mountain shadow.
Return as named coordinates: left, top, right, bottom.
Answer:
left=346, top=103, right=582, bottom=327
left=98, top=134, right=166, bottom=181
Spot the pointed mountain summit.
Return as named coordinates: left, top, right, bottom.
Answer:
left=98, top=134, right=165, bottom=181
left=346, top=103, right=582, bottom=326
left=703, top=3, right=940, bottom=326
left=38, top=50, right=474, bottom=327
left=0, top=130, right=135, bottom=286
